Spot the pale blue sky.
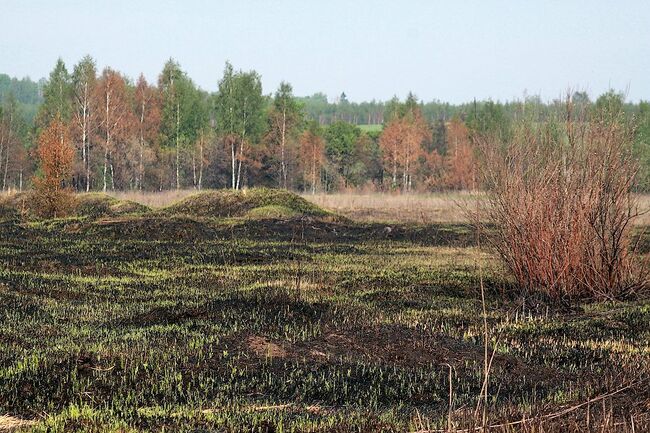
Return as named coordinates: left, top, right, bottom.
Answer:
left=1, top=0, right=649, bottom=103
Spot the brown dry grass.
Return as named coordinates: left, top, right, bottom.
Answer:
left=108, top=189, right=478, bottom=222
left=303, top=192, right=481, bottom=223
left=305, top=192, right=650, bottom=225
left=1, top=189, right=649, bottom=224
left=0, top=415, right=35, bottom=432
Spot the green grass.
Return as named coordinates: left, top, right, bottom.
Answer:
left=358, top=124, right=383, bottom=133
left=0, top=213, right=648, bottom=432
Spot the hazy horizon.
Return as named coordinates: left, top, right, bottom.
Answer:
left=2, top=0, right=649, bottom=103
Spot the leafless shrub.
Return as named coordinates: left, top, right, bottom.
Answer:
left=474, top=96, right=648, bottom=301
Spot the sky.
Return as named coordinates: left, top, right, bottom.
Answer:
left=1, top=0, right=649, bottom=104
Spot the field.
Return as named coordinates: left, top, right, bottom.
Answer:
left=105, top=191, right=475, bottom=223
left=0, top=190, right=649, bottom=432
left=305, top=192, right=650, bottom=225
left=304, top=193, right=477, bottom=224
left=357, top=124, right=383, bottom=133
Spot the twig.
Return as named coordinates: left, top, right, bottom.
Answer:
left=409, top=377, right=645, bottom=433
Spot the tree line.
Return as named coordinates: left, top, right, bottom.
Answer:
left=1, top=57, right=649, bottom=193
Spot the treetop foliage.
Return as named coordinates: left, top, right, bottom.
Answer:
left=0, top=57, right=649, bottom=193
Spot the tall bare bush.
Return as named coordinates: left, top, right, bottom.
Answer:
left=475, top=97, right=647, bottom=301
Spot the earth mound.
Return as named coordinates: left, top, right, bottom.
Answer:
left=75, top=193, right=150, bottom=218
left=163, top=188, right=333, bottom=219
left=0, top=192, right=150, bottom=220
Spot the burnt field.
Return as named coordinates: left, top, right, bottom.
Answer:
left=0, top=190, right=649, bottom=432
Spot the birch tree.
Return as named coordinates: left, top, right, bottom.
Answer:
left=214, top=62, right=237, bottom=189
left=444, top=117, right=476, bottom=190
left=378, top=94, right=430, bottom=191
left=401, top=104, right=429, bottom=192
left=379, top=117, right=405, bottom=188
left=95, top=68, right=132, bottom=192
left=71, top=56, right=97, bottom=191
left=298, top=122, right=325, bottom=194
left=0, top=104, right=9, bottom=191
left=159, top=60, right=182, bottom=189
left=267, top=82, right=301, bottom=188
left=0, top=95, right=30, bottom=192
left=159, top=59, right=203, bottom=189
left=134, top=75, right=161, bottom=190
left=214, top=63, right=265, bottom=190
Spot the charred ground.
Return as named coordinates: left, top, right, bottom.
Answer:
left=0, top=190, right=648, bottom=432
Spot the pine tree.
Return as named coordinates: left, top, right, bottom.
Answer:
left=37, top=58, right=73, bottom=130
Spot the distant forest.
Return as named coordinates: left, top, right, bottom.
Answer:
left=1, top=58, right=649, bottom=193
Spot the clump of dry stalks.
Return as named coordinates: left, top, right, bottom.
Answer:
left=475, top=96, right=648, bottom=302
